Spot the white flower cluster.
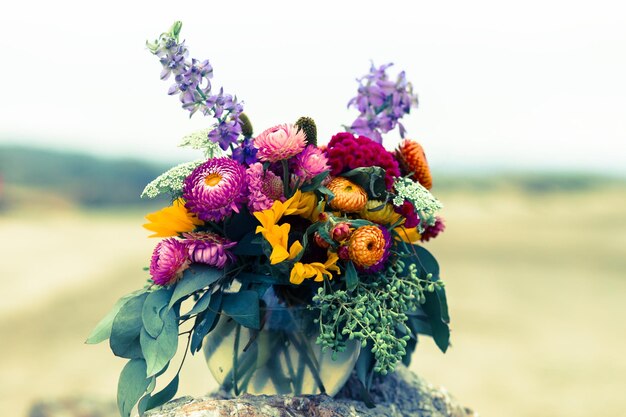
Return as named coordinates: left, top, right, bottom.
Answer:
left=392, top=177, right=443, bottom=229
left=179, top=128, right=223, bottom=158
left=141, top=160, right=204, bottom=199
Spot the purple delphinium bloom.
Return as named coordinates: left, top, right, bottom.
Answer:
left=148, top=24, right=244, bottom=142
left=182, top=232, right=236, bottom=268
left=231, top=136, right=258, bottom=165
left=208, top=119, right=243, bottom=151
left=183, top=157, right=247, bottom=222
left=150, top=238, right=191, bottom=286
left=347, top=63, right=418, bottom=144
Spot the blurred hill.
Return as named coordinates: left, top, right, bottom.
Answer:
left=0, top=145, right=170, bottom=209
left=1, top=145, right=624, bottom=211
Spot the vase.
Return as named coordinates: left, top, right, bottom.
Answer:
left=203, top=297, right=360, bottom=396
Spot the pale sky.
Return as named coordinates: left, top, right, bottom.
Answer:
left=1, top=0, right=625, bottom=174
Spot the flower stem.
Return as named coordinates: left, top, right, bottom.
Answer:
left=281, top=159, right=291, bottom=198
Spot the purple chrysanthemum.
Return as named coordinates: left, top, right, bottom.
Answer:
left=245, top=162, right=284, bottom=212
left=291, top=145, right=330, bottom=182
left=183, top=232, right=236, bottom=268
left=183, top=157, right=247, bottom=222
left=420, top=216, right=446, bottom=242
left=150, top=238, right=191, bottom=286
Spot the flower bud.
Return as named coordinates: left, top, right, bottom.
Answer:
left=314, top=232, right=330, bottom=249
left=331, top=222, right=351, bottom=242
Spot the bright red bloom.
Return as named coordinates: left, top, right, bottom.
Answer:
left=325, top=132, right=400, bottom=189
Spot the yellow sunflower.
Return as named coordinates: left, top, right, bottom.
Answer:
left=143, top=198, right=203, bottom=237
left=290, top=252, right=341, bottom=285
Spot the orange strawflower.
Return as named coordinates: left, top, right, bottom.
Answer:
left=396, top=139, right=433, bottom=190
left=348, top=226, right=388, bottom=268
left=326, top=177, right=367, bottom=212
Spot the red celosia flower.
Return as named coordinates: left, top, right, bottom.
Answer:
left=325, top=132, right=400, bottom=189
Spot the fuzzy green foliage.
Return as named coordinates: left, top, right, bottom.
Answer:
left=313, top=259, right=444, bottom=375
left=239, top=113, right=254, bottom=138
left=295, top=116, right=317, bottom=146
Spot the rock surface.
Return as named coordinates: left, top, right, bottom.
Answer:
left=146, top=365, right=476, bottom=417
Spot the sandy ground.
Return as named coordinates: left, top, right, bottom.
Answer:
left=1, top=188, right=625, bottom=416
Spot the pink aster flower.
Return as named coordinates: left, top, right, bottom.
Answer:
left=292, top=145, right=330, bottom=181
left=150, top=238, right=191, bottom=286
left=183, top=232, right=236, bottom=268
left=245, top=162, right=284, bottom=212
left=183, top=157, right=247, bottom=222
left=253, top=123, right=306, bottom=162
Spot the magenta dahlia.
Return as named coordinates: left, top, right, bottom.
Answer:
left=183, top=232, right=236, bottom=268
left=325, top=132, right=401, bottom=189
left=183, top=157, right=247, bottom=222
left=245, top=162, right=284, bottom=212
left=150, top=238, right=191, bottom=286
left=253, top=123, right=306, bottom=162
left=292, top=145, right=330, bottom=181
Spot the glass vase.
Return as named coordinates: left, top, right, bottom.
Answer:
left=203, top=303, right=360, bottom=396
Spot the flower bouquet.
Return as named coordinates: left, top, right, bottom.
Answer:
left=87, top=22, right=450, bottom=417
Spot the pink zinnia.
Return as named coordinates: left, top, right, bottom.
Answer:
left=245, top=162, right=284, bottom=212
left=183, top=232, right=236, bottom=268
left=292, top=145, right=330, bottom=181
left=183, top=157, right=247, bottom=222
left=253, top=123, right=307, bottom=162
left=150, top=238, right=191, bottom=286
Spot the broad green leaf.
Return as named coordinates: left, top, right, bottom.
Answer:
left=412, top=244, right=440, bottom=280
left=190, top=290, right=223, bottom=353
left=354, top=343, right=376, bottom=407
left=345, top=261, right=359, bottom=291
left=110, top=292, right=149, bottom=359
left=138, top=374, right=180, bottom=415
left=236, top=272, right=282, bottom=285
left=86, top=289, right=145, bottom=344
left=184, top=290, right=212, bottom=317
left=422, top=287, right=450, bottom=353
left=300, top=171, right=329, bottom=192
left=223, top=207, right=259, bottom=241
left=117, top=359, right=152, bottom=417
left=317, top=186, right=334, bottom=203
left=140, top=306, right=179, bottom=377
left=232, top=232, right=264, bottom=256
left=342, top=166, right=387, bottom=199
left=142, top=288, right=173, bottom=338
left=169, top=265, right=221, bottom=309
left=222, top=291, right=260, bottom=329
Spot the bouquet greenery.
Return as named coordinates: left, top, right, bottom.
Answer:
left=87, top=22, right=450, bottom=417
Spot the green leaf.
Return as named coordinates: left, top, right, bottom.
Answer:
left=345, top=261, right=359, bottom=291
left=184, top=290, right=212, bottom=317
left=117, top=359, right=152, bottom=417
left=422, top=287, right=450, bottom=353
left=190, top=290, right=223, bottom=353
left=138, top=374, right=180, bottom=415
left=223, top=207, right=259, bottom=241
left=142, top=288, right=173, bottom=338
left=86, top=289, right=145, bottom=344
left=300, top=171, right=330, bottom=192
left=317, top=185, right=335, bottom=203
left=110, top=292, right=149, bottom=359
left=342, top=166, right=388, bottom=199
left=237, top=272, right=282, bottom=285
left=412, top=244, right=440, bottom=281
left=222, top=291, right=260, bottom=329
left=232, top=232, right=264, bottom=256
left=355, top=344, right=376, bottom=407
left=169, top=265, right=221, bottom=309
left=140, top=306, right=179, bottom=377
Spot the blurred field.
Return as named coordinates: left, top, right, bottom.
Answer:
left=1, top=185, right=625, bottom=416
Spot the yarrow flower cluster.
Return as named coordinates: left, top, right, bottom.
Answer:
left=92, top=22, right=450, bottom=416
